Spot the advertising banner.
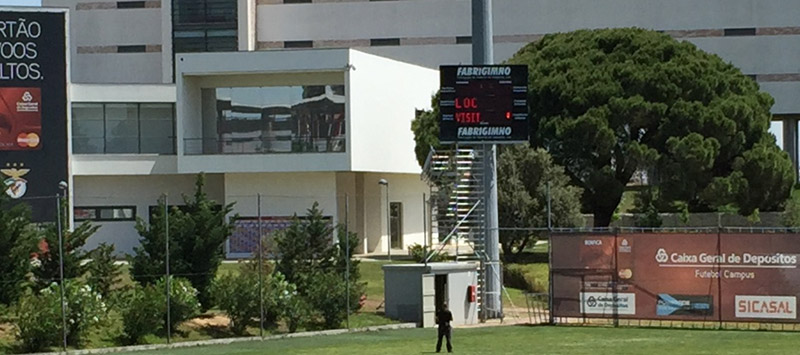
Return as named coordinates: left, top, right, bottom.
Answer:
left=551, top=233, right=800, bottom=323
left=0, top=10, right=68, bottom=222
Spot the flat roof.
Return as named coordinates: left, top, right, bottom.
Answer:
left=382, top=262, right=478, bottom=274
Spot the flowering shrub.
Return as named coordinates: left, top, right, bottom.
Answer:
left=14, top=288, right=61, bottom=352
left=14, top=280, right=106, bottom=351
left=212, top=272, right=260, bottom=335
left=121, top=283, right=164, bottom=344
left=155, top=277, right=201, bottom=332
left=62, top=281, right=107, bottom=346
left=272, top=272, right=308, bottom=333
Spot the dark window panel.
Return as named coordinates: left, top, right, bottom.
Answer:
left=371, top=38, right=400, bottom=46
left=284, top=40, right=313, bottom=49
left=724, top=28, right=756, bottom=36
left=117, top=1, right=146, bottom=9
left=456, top=36, right=472, bottom=44
left=117, top=45, right=146, bottom=53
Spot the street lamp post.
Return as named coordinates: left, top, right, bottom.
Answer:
left=56, top=181, right=68, bottom=352
left=378, top=179, right=390, bottom=261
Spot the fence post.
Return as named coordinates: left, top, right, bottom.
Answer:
left=546, top=181, right=554, bottom=325
left=164, top=194, right=171, bottom=345
left=258, top=193, right=264, bottom=338
left=56, top=194, right=67, bottom=352
left=345, top=193, right=351, bottom=330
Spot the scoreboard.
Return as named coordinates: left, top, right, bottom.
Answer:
left=439, top=65, right=528, bottom=144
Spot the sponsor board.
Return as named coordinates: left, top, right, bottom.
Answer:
left=0, top=10, right=68, bottom=222
left=580, top=292, right=636, bottom=315
left=735, top=296, right=796, bottom=319
left=656, top=294, right=713, bottom=316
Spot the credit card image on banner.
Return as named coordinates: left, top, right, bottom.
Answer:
left=0, top=87, right=42, bottom=151
left=656, top=294, right=713, bottom=316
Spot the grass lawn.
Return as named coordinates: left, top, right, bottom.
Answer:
left=122, top=325, right=800, bottom=355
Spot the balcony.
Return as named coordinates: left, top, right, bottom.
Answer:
left=183, top=136, right=345, bottom=155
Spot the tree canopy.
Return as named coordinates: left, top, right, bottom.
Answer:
left=497, top=145, right=583, bottom=261
left=507, top=28, right=794, bottom=226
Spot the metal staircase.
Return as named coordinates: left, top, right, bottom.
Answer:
left=422, top=146, right=490, bottom=318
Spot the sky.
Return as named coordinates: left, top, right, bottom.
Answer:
left=0, top=0, right=40, bottom=6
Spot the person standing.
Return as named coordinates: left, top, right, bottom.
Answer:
left=435, top=303, right=453, bottom=353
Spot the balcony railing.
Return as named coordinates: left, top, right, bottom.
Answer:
left=183, top=136, right=346, bottom=155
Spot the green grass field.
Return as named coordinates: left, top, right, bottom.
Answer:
left=121, top=325, right=800, bottom=355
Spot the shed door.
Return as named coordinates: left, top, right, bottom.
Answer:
left=422, top=273, right=436, bottom=328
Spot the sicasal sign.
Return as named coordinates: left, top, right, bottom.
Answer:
left=0, top=9, right=68, bottom=222
left=438, top=65, right=528, bottom=144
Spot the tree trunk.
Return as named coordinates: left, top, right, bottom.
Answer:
left=593, top=207, right=615, bottom=228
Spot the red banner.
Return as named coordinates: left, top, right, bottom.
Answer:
left=552, top=233, right=800, bottom=322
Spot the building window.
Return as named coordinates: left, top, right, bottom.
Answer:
left=284, top=40, right=313, bottom=49
left=189, top=85, right=346, bottom=155
left=172, top=0, right=237, bottom=54
left=72, top=103, right=176, bottom=154
left=390, top=202, right=402, bottom=249
left=117, top=1, right=146, bottom=9
left=370, top=38, right=400, bottom=46
left=117, top=45, right=147, bottom=53
left=456, top=36, right=472, bottom=44
left=74, top=206, right=136, bottom=222
left=724, top=28, right=756, bottom=36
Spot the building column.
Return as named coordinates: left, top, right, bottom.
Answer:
left=783, top=117, right=798, bottom=179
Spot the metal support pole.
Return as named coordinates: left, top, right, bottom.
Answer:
left=258, top=193, right=264, bottom=338
left=547, top=182, right=552, bottom=230
left=473, top=0, right=501, bottom=319
left=423, top=193, right=428, bottom=266
left=386, top=183, right=391, bottom=261
left=56, top=194, right=67, bottom=352
left=164, top=194, right=171, bottom=345
left=345, top=194, right=351, bottom=330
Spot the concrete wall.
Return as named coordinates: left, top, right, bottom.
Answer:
left=383, top=267, right=423, bottom=322
left=72, top=174, right=224, bottom=255
left=361, top=172, right=429, bottom=254
left=447, top=270, right=479, bottom=326
left=348, top=50, right=438, bottom=174
left=44, top=0, right=165, bottom=84
left=223, top=172, right=338, bottom=224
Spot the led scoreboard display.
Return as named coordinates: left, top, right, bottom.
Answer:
left=439, top=65, right=528, bottom=143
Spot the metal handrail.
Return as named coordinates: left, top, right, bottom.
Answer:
left=424, top=200, right=481, bottom=264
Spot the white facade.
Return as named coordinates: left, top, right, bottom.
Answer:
left=38, top=0, right=800, bottom=255
left=67, top=47, right=437, bottom=256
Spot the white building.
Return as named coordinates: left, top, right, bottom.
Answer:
left=39, top=0, right=800, bottom=255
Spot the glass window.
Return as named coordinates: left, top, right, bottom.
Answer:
left=105, top=104, right=139, bottom=153
left=195, top=84, right=346, bottom=154
left=71, top=103, right=175, bottom=154
left=172, top=0, right=237, bottom=54
left=72, top=103, right=104, bottom=154
left=74, top=206, right=136, bottom=221
left=140, top=104, right=175, bottom=154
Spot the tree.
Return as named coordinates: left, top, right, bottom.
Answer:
left=130, top=173, right=236, bottom=310
left=32, top=199, right=100, bottom=290
left=411, top=93, right=441, bottom=167
left=0, top=191, right=37, bottom=306
left=274, top=202, right=364, bottom=329
left=497, top=145, right=583, bottom=261
left=506, top=28, right=794, bottom=226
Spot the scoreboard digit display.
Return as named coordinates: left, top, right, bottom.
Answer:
left=439, top=65, right=528, bottom=144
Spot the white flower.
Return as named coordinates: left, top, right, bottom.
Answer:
left=30, top=258, right=42, bottom=268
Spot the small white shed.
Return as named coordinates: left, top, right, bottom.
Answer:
left=382, top=262, right=479, bottom=327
